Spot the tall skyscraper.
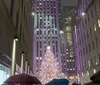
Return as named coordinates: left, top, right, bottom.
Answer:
left=33, top=0, right=62, bottom=75
left=76, top=0, right=100, bottom=82
left=61, top=6, right=77, bottom=81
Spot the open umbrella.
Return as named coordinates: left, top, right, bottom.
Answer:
left=46, top=79, right=69, bottom=85
left=4, top=73, right=41, bottom=84
left=90, top=70, right=100, bottom=83
left=84, top=82, right=94, bottom=85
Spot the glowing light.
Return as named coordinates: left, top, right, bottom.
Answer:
left=93, top=69, right=96, bottom=73
left=32, top=12, right=34, bottom=16
left=39, top=49, right=60, bottom=84
left=47, top=46, right=50, bottom=50
left=60, top=30, right=64, bottom=34
left=82, top=12, right=85, bottom=16
left=36, top=29, right=39, bottom=31
left=69, top=76, right=78, bottom=80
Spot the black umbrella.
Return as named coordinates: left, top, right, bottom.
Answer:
left=4, top=73, right=41, bottom=84
left=84, top=82, right=94, bottom=85
left=90, top=70, right=100, bottom=83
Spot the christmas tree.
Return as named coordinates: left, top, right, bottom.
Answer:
left=39, top=46, right=59, bottom=84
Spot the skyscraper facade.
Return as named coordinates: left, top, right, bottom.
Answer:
left=33, top=0, right=62, bottom=75
left=59, top=30, right=67, bottom=75
left=61, top=6, right=77, bottom=81
left=76, top=0, right=100, bottom=82
left=0, top=0, right=33, bottom=84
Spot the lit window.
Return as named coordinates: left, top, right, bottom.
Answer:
left=87, top=71, right=89, bottom=75
left=40, top=57, right=42, bottom=60
left=39, top=3, right=42, bottom=5
left=93, top=69, right=96, bottom=73
left=73, top=68, right=75, bottom=70
left=88, top=61, right=90, bottom=67
left=94, top=24, right=97, bottom=31
left=98, top=19, right=100, bottom=27
left=36, top=57, right=38, bottom=60
left=82, top=72, right=84, bottom=76
left=66, top=52, right=68, bottom=54
left=66, top=49, right=68, bottom=51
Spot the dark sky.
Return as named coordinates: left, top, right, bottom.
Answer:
left=61, top=0, right=77, bottom=6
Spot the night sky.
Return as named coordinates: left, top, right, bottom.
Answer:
left=61, top=0, right=77, bottom=6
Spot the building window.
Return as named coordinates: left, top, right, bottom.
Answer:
left=16, top=12, right=19, bottom=30
left=40, top=42, right=42, bottom=49
left=10, top=0, right=14, bottom=16
left=40, top=50, right=42, bottom=57
left=98, top=19, right=100, bottom=27
left=90, top=27, right=92, bottom=35
left=53, top=45, right=55, bottom=54
left=88, top=60, right=90, bottom=67
left=44, top=30, right=46, bottom=35
left=92, top=41, right=94, bottom=49
left=40, top=30, right=42, bottom=35
left=95, top=4, right=97, bottom=13
left=55, top=30, right=57, bottom=35
left=56, top=41, right=58, bottom=52
left=44, top=45, right=46, bottom=53
left=37, top=42, right=38, bottom=57
left=94, top=24, right=97, bottom=31
left=98, top=54, right=100, bottom=63
left=91, top=58, right=93, bottom=67
left=37, top=30, right=39, bottom=35
left=96, top=38, right=99, bottom=47
left=87, top=32, right=89, bottom=38
left=21, top=0, right=23, bottom=9
left=88, top=44, right=91, bottom=52
left=93, top=69, right=96, bottom=73
left=19, top=24, right=22, bottom=41
left=91, top=10, right=93, bottom=18
left=86, top=46, right=88, bottom=53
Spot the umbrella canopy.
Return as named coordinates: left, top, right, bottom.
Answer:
left=90, top=70, right=100, bottom=83
left=84, top=82, right=95, bottom=85
left=46, top=79, right=69, bottom=85
left=4, top=73, right=41, bottom=84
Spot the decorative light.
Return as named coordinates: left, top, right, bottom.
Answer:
left=32, top=12, right=34, bottom=16
left=36, top=29, right=39, bottom=31
left=60, top=30, right=64, bottom=34
left=82, top=12, right=85, bottom=16
left=47, top=46, right=50, bottom=50
left=39, top=48, right=60, bottom=84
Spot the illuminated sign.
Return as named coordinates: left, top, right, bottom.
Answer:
left=69, top=76, right=78, bottom=79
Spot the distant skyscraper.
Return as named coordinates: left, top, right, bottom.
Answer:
left=33, top=0, right=62, bottom=75
left=76, top=0, right=100, bottom=83
left=61, top=6, right=77, bottom=81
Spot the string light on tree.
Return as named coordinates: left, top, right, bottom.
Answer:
left=39, top=46, right=60, bottom=84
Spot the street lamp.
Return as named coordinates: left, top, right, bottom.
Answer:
left=11, top=36, right=18, bottom=75
left=21, top=51, right=25, bottom=73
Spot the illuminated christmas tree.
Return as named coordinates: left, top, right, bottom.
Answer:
left=39, top=46, right=59, bottom=84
